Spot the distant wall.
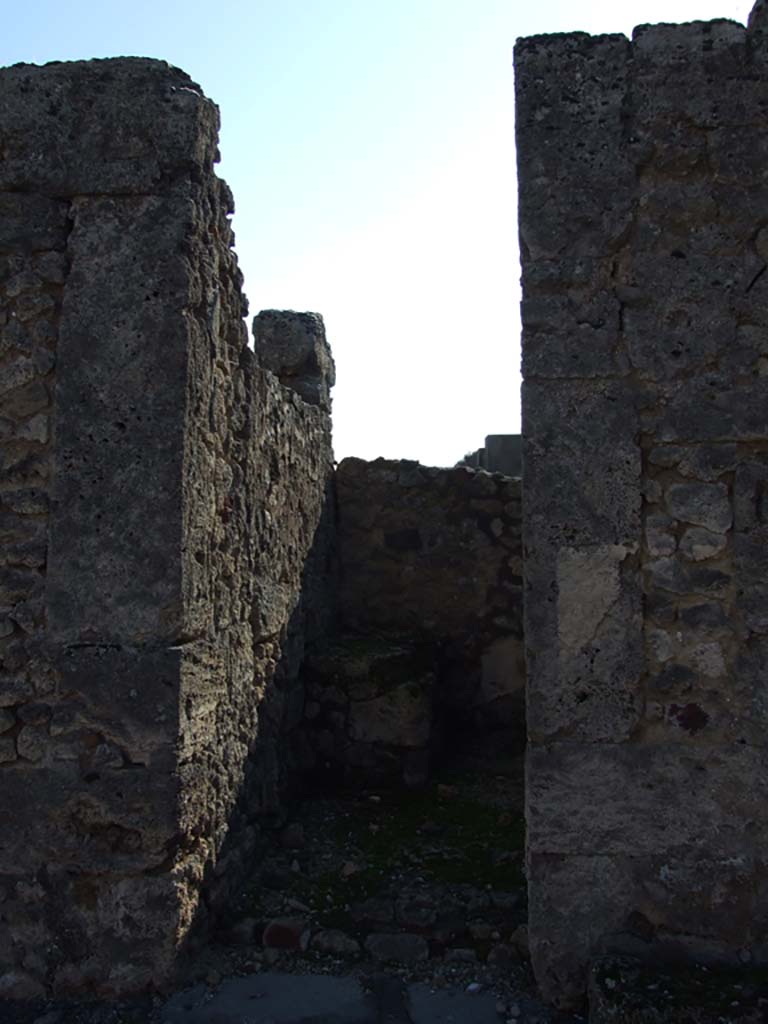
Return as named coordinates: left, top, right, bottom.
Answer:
left=517, top=6, right=768, bottom=1007
left=0, top=59, right=334, bottom=998
left=334, top=457, right=524, bottom=736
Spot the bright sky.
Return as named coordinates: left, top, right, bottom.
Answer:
left=1, top=0, right=755, bottom=466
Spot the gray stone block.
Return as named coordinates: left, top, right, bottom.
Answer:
left=0, top=59, right=219, bottom=195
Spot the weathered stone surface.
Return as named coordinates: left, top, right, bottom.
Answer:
left=0, top=59, right=219, bottom=195
left=48, top=194, right=190, bottom=643
left=0, top=58, right=335, bottom=998
left=0, top=195, right=68, bottom=253
left=664, top=482, right=731, bottom=534
left=527, top=742, right=768, bottom=858
left=518, top=2, right=768, bottom=1007
left=326, top=457, right=524, bottom=766
left=335, top=458, right=521, bottom=641
left=302, top=638, right=437, bottom=784
left=515, top=33, right=633, bottom=263
left=253, top=310, right=335, bottom=411
left=678, top=526, right=727, bottom=562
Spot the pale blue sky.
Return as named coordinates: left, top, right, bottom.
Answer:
left=2, top=0, right=754, bottom=465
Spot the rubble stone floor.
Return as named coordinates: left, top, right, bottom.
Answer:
left=3, top=742, right=581, bottom=1023
left=159, top=740, right=576, bottom=1023
left=6, top=743, right=766, bottom=1021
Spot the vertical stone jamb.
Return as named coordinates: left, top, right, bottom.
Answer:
left=0, top=58, right=336, bottom=998
left=517, top=6, right=768, bottom=1007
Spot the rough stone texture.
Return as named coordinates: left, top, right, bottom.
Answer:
left=253, top=310, right=335, bottom=412
left=457, top=434, right=522, bottom=477
left=0, top=59, right=334, bottom=998
left=325, top=458, right=525, bottom=765
left=302, top=636, right=437, bottom=786
left=517, top=5, right=768, bottom=1008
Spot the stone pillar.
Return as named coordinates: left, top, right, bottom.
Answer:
left=0, top=59, right=335, bottom=998
left=517, top=6, right=768, bottom=1007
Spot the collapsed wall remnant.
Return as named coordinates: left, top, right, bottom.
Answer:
left=302, top=457, right=524, bottom=784
left=0, top=59, right=334, bottom=997
left=517, top=2, right=768, bottom=1007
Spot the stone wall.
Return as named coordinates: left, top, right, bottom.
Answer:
left=308, top=458, right=524, bottom=782
left=0, top=59, right=334, bottom=998
left=517, top=4, right=768, bottom=1007
left=457, top=434, right=523, bottom=477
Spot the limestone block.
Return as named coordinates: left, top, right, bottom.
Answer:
left=665, top=482, right=731, bottom=533
left=253, top=310, right=335, bottom=411
left=648, top=444, right=738, bottom=481
left=527, top=853, right=635, bottom=1008
left=514, top=33, right=633, bottom=261
left=348, top=677, right=433, bottom=748
left=0, top=194, right=68, bottom=253
left=527, top=742, right=768, bottom=859
left=0, top=60, right=219, bottom=195
left=523, top=379, right=641, bottom=549
left=662, top=380, right=768, bottom=442
left=631, top=20, right=748, bottom=143
left=644, top=513, right=676, bottom=557
left=48, top=194, right=192, bottom=644
left=521, top=258, right=627, bottom=380
left=679, top=527, right=727, bottom=562
left=623, top=252, right=742, bottom=380
left=523, top=378, right=642, bottom=743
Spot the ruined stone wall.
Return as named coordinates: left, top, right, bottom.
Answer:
left=332, top=458, right=524, bottom=740
left=517, top=4, right=768, bottom=1007
left=0, top=59, right=334, bottom=998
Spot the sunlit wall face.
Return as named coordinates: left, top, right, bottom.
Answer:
left=1, top=0, right=754, bottom=466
